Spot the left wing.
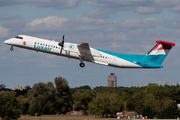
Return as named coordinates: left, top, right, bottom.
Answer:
left=77, top=42, right=89, bottom=49
left=77, top=42, right=101, bottom=57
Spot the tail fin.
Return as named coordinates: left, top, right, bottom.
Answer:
left=143, top=40, right=175, bottom=65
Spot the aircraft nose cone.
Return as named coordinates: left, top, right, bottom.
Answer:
left=4, top=39, right=12, bottom=45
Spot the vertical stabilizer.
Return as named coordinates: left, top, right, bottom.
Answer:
left=143, top=40, right=175, bottom=65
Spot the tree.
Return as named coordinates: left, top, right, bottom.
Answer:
left=72, top=90, right=83, bottom=111
left=146, top=83, right=159, bottom=95
left=88, top=93, right=103, bottom=117
left=142, top=93, right=160, bottom=118
left=81, top=89, right=96, bottom=114
left=27, top=77, right=71, bottom=115
left=88, top=92, right=123, bottom=117
left=28, top=81, right=57, bottom=115
left=17, top=95, right=30, bottom=115
left=126, top=97, right=135, bottom=111
left=54, top=77, right=71, bottom=114
left=0, top=91, right=22, bottom=120
left=29, top=95, right=45, bottom=116
left=157, top=97, right=180, bottom=119
left=109, top=93, right=123, bottom=114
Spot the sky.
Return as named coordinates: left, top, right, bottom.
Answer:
left=1, top=0, right=180, bottom=89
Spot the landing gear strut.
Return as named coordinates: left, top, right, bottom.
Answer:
left=79, top=55, right=85, bottom=68
left=10, top=46, right=13, bottom=51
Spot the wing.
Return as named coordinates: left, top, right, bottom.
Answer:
left=77, top=42, right=101, bottom=57
left=77, top=42, right=90, bottom=49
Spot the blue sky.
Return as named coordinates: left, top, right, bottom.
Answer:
left=1, top=0, right=180, bottom=88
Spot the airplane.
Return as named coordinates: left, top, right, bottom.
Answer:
left=4, top=35, right=175, bottom=68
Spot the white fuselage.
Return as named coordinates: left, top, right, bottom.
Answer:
left=4, top=35, right=142, bottom=68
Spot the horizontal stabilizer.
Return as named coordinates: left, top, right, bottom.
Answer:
left=156, top=40, right=175, bottom=46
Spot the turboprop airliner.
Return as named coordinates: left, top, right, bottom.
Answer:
left=4, top=35, right=175, bottom=68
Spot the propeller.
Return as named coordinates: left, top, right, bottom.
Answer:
left=59, top=35, right=65, bottom=54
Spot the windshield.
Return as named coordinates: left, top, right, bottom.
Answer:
left=15, top=36, right=23, bottom=39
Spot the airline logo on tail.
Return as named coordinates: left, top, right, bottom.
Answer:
left=144, top=40, right=175, bottom=66
left=149, top=40, right=175, bottom=55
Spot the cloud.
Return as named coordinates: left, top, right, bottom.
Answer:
left=26, top=16, right=68, bottom=32
left=87, top=0, right=159, bottom=13
left=135, top=7, right=162, bottom=14
left=29, top=0, right=82, bottom=9
left=82, top=9, right=111, bottom=19
left=0, top=14, right=17, bottom=21
left=115, top=18, right=162, bottom=30
left=163, top=19, right=180, bottom=29
left=87, top=0, right=180, bottom=15
left=4, top=19, right=26, bottom=29
left=154, top=0, right=180, bottom=6
left=169, top=4, right=180, bottom=12
left=0, top=26, right=9, bottom=37
left=0, top=0, right=82, bottom=9
left=1, top=14, right=179, bottom=54
left=87, top=0, right=147, bottom=7
left=67, top=15, right=107, bottom=31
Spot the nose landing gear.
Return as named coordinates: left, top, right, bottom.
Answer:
left=10, top=46, right=13, bottom=51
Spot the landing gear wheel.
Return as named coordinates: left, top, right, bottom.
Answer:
left=79, top=63, right=85, bottom=68
left=10, top=46, right=13, bottom=51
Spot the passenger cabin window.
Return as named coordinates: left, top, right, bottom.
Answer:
left=15, top=36, right=23, bottom=39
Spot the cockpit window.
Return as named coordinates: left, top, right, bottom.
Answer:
left=15, top=36, right=23, bottom=39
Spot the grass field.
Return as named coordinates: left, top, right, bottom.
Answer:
left=19, top=115, right=129, bottom=120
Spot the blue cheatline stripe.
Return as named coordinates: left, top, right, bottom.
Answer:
left=96, top=49, right=163, bottom=68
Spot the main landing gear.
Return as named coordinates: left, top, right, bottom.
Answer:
left=79, top=62, right=85, bottom=68
left=10, top=46, right=13, bottom=51
left=79, top=55, right=85, bottom=68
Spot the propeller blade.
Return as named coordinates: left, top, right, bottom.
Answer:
left=59, top=34, right=65, bottom=54
left=62, top=35, right=64, bottom=44
left=58, top=35, right=65, bottom=47
left=60, top=47, right=63, bottom=54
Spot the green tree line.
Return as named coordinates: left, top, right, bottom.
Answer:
left=1, top=77, right=180, bottom=119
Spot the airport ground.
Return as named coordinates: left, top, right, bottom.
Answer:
left=17, top=115, right=127, bottom=120
left=17, top=115, right=180, bottom=120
